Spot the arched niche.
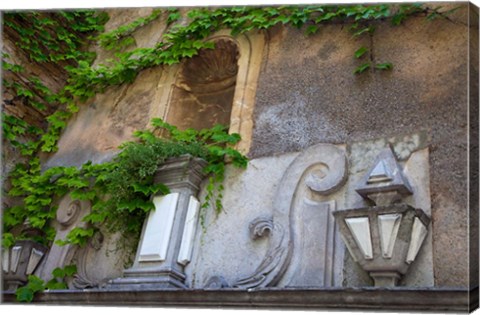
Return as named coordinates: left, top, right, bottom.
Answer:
left=167, top=38, right=239, bottom=131
left=150, top=30, right=265, bottom=155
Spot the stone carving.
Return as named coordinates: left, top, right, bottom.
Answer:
left=233, top=218, right=288, bottom=288
left=344, top=217, right=373, bottom=260
left=108, top=155, right=208, bottom=289
left=248, top=217, right=274, bottom=240
left=167, top=38, right=239, bottom=131
left=57, top=200, right=81, bottom=227
left=356, top=147, right=413, bottom=206
left=177, top=196, right=201, bottom=267
left=377, top=213, right=402, bottom=259
left=406, top=217, right=429, bottom=264
left=36, top=195, right=91, bottom=281
left=3, top=239, right=48, bottom=290
left=226, top=144, right=348, bottom=289
left=72, top=231, right=104, bottom=289
left=334, top=205, right=430, bottom=287
left=204, top=275, right=229, bottom=289
left=180, top=39, right=239, bottom=93
left=138, top=193, right=179, bottom=262
left=334, top=146, right=431, bottom=287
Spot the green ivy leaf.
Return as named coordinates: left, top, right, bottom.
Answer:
left=352, top=25, right=375, bottom=37
left=52, top=267, right=66, bottom=278
left=2, top=232, right=15, bottom=248
left=45, top=280, right=68, bottom=290
left=57, top=227, right=95, bottom=246
left=353, top=62, right=371, bottom=74
left=63, top=264, right=77, bottom=277
left=70, top=189, right=96, bottom=201
left=354, top=46, right=368, bottom=59
left=15, top=287, right=34, bottom=302
left=375, top=62, right=393, bottom=70
left=83, top=210, right=108, bottom=224
left=26, top=275, right=46, bottom=292
left=305, top=25, right=318, bottom=35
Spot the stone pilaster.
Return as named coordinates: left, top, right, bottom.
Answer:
left=108, top=155, right=207, bottom=289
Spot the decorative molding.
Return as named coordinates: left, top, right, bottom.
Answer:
left=356, top=147, right=413, bottom=206
left=214, top=144, right=348, bottom=289
left=3, top=287, right=474, bottom=312
left=154, top=155, right=208, bottom=193
left=26, top=248, right=45, bottom=275
left=57, top=200, right=81, bottom=227
left=233, top=218, right=289, bottom=289
left=304, top=161, right=347, bottom=195
left=2, top=249, right=9, bottom=273
left=72, top=231, right=105, bottom=289
left=177, top=196, right=201, bottom=266
left=248, top=217, right=274, bottom=240
left=36, top=194, right=91, bottom=281
left=109, top=156, right=208, bottom=289
left=138, top=193, right=179, bottom=262
left=10, top=246, right=22, bottom=273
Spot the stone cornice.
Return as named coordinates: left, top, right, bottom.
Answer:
left=2, top=287, right=477, bottom=312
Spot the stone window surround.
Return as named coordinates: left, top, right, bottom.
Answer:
left=148, top=29, right=265, bottom=155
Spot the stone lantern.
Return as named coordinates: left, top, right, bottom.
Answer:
left=2, top=227, right=48, bottom=290
left=333, top=148, right=430, bottom=287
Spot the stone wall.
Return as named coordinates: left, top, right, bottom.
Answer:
left=13, top=4, right=477, bottom=291
left=249, top=5, right=474, bottom=287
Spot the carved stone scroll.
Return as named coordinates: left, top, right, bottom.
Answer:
left=233, top=217, right=288, bottom=288
left=36, top=194, right=91, bottom=281
left=231, top=143, right=348, bottom=288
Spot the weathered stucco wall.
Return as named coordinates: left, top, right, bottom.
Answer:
left=36, top=4, right=477, bottom=290
left=249, top=5, right=473, bottom=287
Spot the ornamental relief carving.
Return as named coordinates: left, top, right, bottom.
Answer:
left=206, top=143, right=348, bottom=289
left=36, top=194, right=91, bottom=283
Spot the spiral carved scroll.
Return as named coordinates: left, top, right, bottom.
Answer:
left=235, top=144, right=347, bottom=289
left=57, top=200, right=81, bottom=227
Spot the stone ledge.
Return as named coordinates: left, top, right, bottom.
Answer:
left=2, top=287, right=478, bottom=312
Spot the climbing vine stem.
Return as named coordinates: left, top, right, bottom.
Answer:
left=2, top=3, right=462, bottom=251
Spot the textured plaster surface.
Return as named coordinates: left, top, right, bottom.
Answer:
left=187, top=153, right=298, bottom=288
left=250, top=7, right=471, bottom=287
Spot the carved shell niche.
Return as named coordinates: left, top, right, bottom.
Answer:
left=179, top=39, right=239, bottom=94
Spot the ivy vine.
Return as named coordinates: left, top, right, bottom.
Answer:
left=2, top=3, right=462, bottom=269
left=2, top=5, right=459, bottom=157
left=15, top=265, right=77, bottom=302
left=3, top=119, right=247, bottom=249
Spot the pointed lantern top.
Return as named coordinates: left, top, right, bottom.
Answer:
left=356, top=147, right=413, bottom=205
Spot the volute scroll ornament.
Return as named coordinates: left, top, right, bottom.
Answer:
left=57, top=200, right=82, bottom=227
left=249, top=217, right=274, bottom=240
left=205, top=143, right=348, bottom=289
left=232, top=217, right=289, bottom=289
left=36, top=194, right=92, bottom=282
